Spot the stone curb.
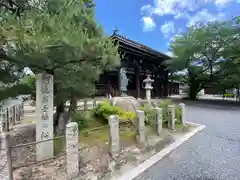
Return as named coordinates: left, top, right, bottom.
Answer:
left=115, top=122, right=206, bottom=180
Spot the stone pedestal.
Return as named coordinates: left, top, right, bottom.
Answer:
left=136, top=110, right=145, bottom=145
left=36, top=73, right=54, bottom=161
left=0, top=133, right=13, bottom=180
left=168, top=105, right=175, bottom=130
left=179, top=103, right=186, bottom=125
left=66, top=122, right=79, bottom=179
left=146, top=89, right=151, bottom=103
left=108, top=115, right=119, bottom=157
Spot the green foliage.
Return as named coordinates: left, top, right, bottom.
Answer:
left=72, top=111, right=90, bottom=130
left=168, top=20, right=240, bottom=100
left=158, top=100, right=181, bottom=125
left=139, top=104, right=155, bottom=126
left=139, top=100, right=182, bottom=127
left=1, top=0, right=120, bottom=103
left=94, top=100, right=136, bottom=124
left=223, top=93, right=234, bottom=98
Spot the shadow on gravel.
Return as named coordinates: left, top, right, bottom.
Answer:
left=170, top=98, right=240, bottom=110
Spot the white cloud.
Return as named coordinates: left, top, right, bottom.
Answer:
left=215, top=0, right=232, bottom=6
left=174, top=12, right=190, bottom=19
left=161, top=21, right=175, bottom=38
left=187, top=9, right=225, bottom=27
left=141, top=0, right=200, bottom=18
left=141, top=17, right=156, bottom=32
left=140, top=4, right=154, bottom=16
left=141, top=0, right=237, bottom=19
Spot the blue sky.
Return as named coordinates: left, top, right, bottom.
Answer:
left=94, top=0, right=240, bottom=56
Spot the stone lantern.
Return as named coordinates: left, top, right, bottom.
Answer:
left=143, top=74, right=154, bottom=103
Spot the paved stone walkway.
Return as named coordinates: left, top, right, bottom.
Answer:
left=135, top=103, right=240, bottom=180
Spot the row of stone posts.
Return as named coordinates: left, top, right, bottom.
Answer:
left=0, top=121, right=79, bottom=180
left=108, top=103, right=186, bottom=156
left=0, top=101, right=24, bottom=133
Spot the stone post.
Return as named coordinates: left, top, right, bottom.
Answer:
left=136, top=110, right=145, bottom=145
left=179, top=103, right=186, bottom=125
left=6, top=109, right=9, bottom=132
left=93, top=99, right=97, bottom=108
left=0, top=111, right=3, bottom=133
left=8, top=107, right=13, bottom=127
left=66, top=122, right=79, bottom=179
left=20, top=102, right=24, bottom=120
left=108, top=115, right=119, bottom=157
left=12, top=106, right=16, bottom=125
left=155, top=107, right=162, bottom=136
left=168, top=105, right=175, bottom=130
left=36, top=73, right=54, bottom=161
left=0, top=133, right=13, bottom=180
left=84, top=99, right=88, bottom=111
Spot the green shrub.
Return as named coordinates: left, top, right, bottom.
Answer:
left=139, top=104, right=155, bottom=126
left=72, top=111, right=90, bottom=130
left=224, top=93, right=233, bottom=97
left=94, top=100, right=136, bottom=124
left=157, top=99, right=181, bottom=125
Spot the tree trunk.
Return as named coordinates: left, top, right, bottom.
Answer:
left=188, top=77, right=202, bottom=100
left=54, top=101, right=65, bottom=127
left=69, top=97, right=77, bottom=112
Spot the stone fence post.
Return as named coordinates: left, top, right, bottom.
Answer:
left=154, top=107, right=162, bottom=136
left=84, top=100, right=88, bottom=111
left=66, top=122, right=79, bottom=179
left=179, top=103, right=186, bottom=125
left=108, top=115, right=119, bottom=157
left=168, top=105, right=175, bottom=130
left=93, top=99, right=97, bottom=108
left=0, top=133, right=13, bottom=180
left=136, top=110, right=145, bottom=146
left=0, top=112, right=3, bottom=134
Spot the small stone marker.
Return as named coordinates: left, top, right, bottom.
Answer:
left=93, top=99, right=97, bottom=108
left=155, top=107, right=162, bottom=136
left=108, top=115, right=119, bottom=157
left=136, top=110, right=145, bottom=145
left=36, top=73, right=54, bottom=161
left=0, top=133, right=13, bottom=180
left=179, top=103, right=186, bottom=125
left=0, top=111, right=3, bottom=133
left=20, top=102, right=24, bottom=120
left=84, top=99, right=88, bottom=110
left=66, top=122, right=79, bottom=179
left=168, top=105, right=175, bottom=130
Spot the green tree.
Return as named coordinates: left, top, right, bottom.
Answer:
left=168, top=21, right=240, bottom=100
left=0, top=0, right=120, bottom=124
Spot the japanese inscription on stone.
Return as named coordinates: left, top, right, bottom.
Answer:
left=36, top=73, right=54, bottom=161
left=108, top=115, right=119, bottom=157
left=66, top=122, right=79, bottom=179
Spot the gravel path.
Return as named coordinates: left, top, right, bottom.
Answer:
left=135, top=104, right=240, bottom=180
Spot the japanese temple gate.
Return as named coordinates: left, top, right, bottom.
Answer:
left=95, top=32, right=170, bottom=99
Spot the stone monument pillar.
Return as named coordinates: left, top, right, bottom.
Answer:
left=36, top=73, right=54, bottom=161
left=108, top=115, right=119, bottom=157
left=0, top=133, right=13, bottom=180
left=119, top=67, right=129, bottom=96
left=66, top=122, right=79, bottom=179
left=143, top=74, right=154, bottom=104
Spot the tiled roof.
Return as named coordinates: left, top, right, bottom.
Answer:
left=110, top=33, right=171, bottom=60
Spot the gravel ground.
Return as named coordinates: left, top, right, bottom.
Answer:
left=135, top=103, right=240, bottom=180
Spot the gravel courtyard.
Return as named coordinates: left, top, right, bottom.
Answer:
left=135, top=102, right=240, bottom=180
